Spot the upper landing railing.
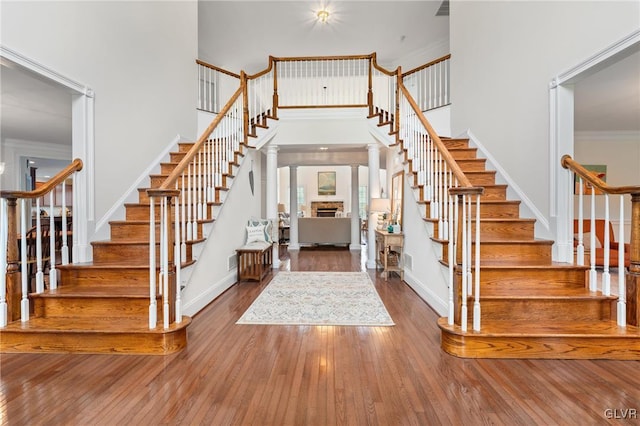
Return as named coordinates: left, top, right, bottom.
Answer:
left=197, top=53, right=451, bottom=131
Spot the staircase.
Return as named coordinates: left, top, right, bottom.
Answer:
left=0, top=139, right=250, bottom=354
left=402, top=137, right=640, bottom=360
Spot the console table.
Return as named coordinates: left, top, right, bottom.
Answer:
left=374, top=229, right=404, bottom=281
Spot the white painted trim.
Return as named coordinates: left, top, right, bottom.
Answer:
left=182, top=270, right=237, bottom=317
left=1, top=45, right=94, bottom=97
left=251, top=120, right=279, bottom=151
left=278, top=107, right=369, bottom=120
left=550, top=29, right=640, bottom=87
left=461, top=129, right=550, bottom=232
left=403, top=269, right=447, bottom=316
left=93, top=134, right=186, bottom=240
left=1, top=46, right=94, bottom=263
left=549, top=30, right=640, bottom=263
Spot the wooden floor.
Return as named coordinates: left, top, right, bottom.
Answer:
left=1, top=247, right=639, bottom=425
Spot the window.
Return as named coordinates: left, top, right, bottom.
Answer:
left=358, top=186, right=368, bottom=219
left=297, top=186, right=305, bottom=214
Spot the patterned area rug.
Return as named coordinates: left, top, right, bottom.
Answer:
left=236, top=271, right=395, bottom=326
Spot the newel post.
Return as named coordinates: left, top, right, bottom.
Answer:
left=367, top=55, right=374, bottom=117
left=165, top=193, right=177, bottom=324
left=271, top=56, right=279, bottom=119
left=241, top=71, right=249, bottom=143
left=627, top=193, right=640, bottom=326
left=5, top=197, right=21, bottom=322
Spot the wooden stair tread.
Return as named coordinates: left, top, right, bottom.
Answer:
left=438, top=318, right=640, bottom=338
left=1, top=316, right=191, bottom=333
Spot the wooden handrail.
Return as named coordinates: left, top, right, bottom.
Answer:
left=562, top=155, right=640, bottom=195
left=195, top=59, right=240, bottom=79
left=271, top=54, right=373, bottom=62
left=1, top=158, right=83, bottom=199
left=151, top=85, right=244, bottom=195
left=399, top=84, right=475, bottom=189
left=245, top=57, right=275, bottom=80
left=402, top=54, right=451, bottom=78
left=371, top=52, right=397, bottom=77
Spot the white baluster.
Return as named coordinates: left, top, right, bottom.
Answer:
left=61, top=180, right=69, bottom=265
left=467, top=196, right=473, bottom=295
left=186, top=163, right=193, bottom=241
left=48, top=191, right=57, bottom=289
left=618, top=195, right=626, bottom=327
left=181, top=173, right=187, bottom=262
left=473, top=194, right=481, bottom=332
left=576, top=176, right=584, bottom=265
left=589, top=187, right=597, bottom=291
left=198, top=65, right=202, bottom=110
left=149, top=196, right=157, bottom=329
left=35, top=198, right=44, bottom=293
left=602, top=194, right=611, bottom=295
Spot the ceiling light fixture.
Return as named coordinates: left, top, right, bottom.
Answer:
left=317, top=9, right=330, bottom=24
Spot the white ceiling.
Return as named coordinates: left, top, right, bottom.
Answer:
left=1, top=1, right=638, bottom=176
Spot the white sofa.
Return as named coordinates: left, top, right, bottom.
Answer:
left=298, top=217, right=352, bottom=245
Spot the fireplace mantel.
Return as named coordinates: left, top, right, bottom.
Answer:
left=310, top=201, right=343, bottom=217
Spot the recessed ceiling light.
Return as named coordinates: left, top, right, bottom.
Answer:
left=319, top=147, right=329, bottom=151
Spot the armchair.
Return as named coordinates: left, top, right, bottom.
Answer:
left=573, top=219, right=630, bottom=268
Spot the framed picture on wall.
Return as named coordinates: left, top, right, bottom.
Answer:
left=318, top=171, right=336, bottom=196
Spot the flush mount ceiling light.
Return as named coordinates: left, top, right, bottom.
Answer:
left=316, top=9, right=330, bottom=23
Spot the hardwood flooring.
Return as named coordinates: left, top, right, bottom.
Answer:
left=1, top=247, right=639, bottom=425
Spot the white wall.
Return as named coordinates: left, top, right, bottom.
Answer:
left=449, top=1, right=640, bottom=227
left=574, top=131, right=640, bottom=240
left=182, top=149, right=262, bottom=316
left=1, top=1, right=198, bottom=238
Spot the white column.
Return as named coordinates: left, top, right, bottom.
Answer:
left=266, top=145, right=280, bottom=268
left=367, top=143, right=381, bottom=268
left=350, top=164, right=361, bottom=251
left=288, top=165, right=300, bottom=250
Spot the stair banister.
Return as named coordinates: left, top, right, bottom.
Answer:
left=1, top=158, right=83, bottom=324
left=402, top=54, right=451, bottom=112
left=148, top=82, right=245, bottom=329
left=562, top=154, right=640, bottom=326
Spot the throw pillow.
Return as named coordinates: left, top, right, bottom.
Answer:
left=574, top=232, right=602, bottom=250
left=246, top=224, right=266, bottom=244
left=248, top=218, right=273, bottom=243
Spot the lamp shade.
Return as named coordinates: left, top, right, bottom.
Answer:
left=278, top=203, right=286, bottom=213
left=370, top=198, right=390, bottom=213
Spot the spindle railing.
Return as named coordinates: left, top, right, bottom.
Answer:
left=196, top=60, right=240, bottom=113
left=371, top=53, right=400, bottom=134
left=562, top=155, right=640, bottom=327
left=402, top=54, right=451, bottom=112
left=148, top=80, right=246, bottom=329
left=0, top=158, right=82, bottom=325
left=398, top=83, right=483, bottom=331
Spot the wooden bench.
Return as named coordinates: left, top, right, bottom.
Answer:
left=236, top=241, right=273, bottom=284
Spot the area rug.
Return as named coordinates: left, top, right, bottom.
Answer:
left=236, top=271, right=394, bottom=326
